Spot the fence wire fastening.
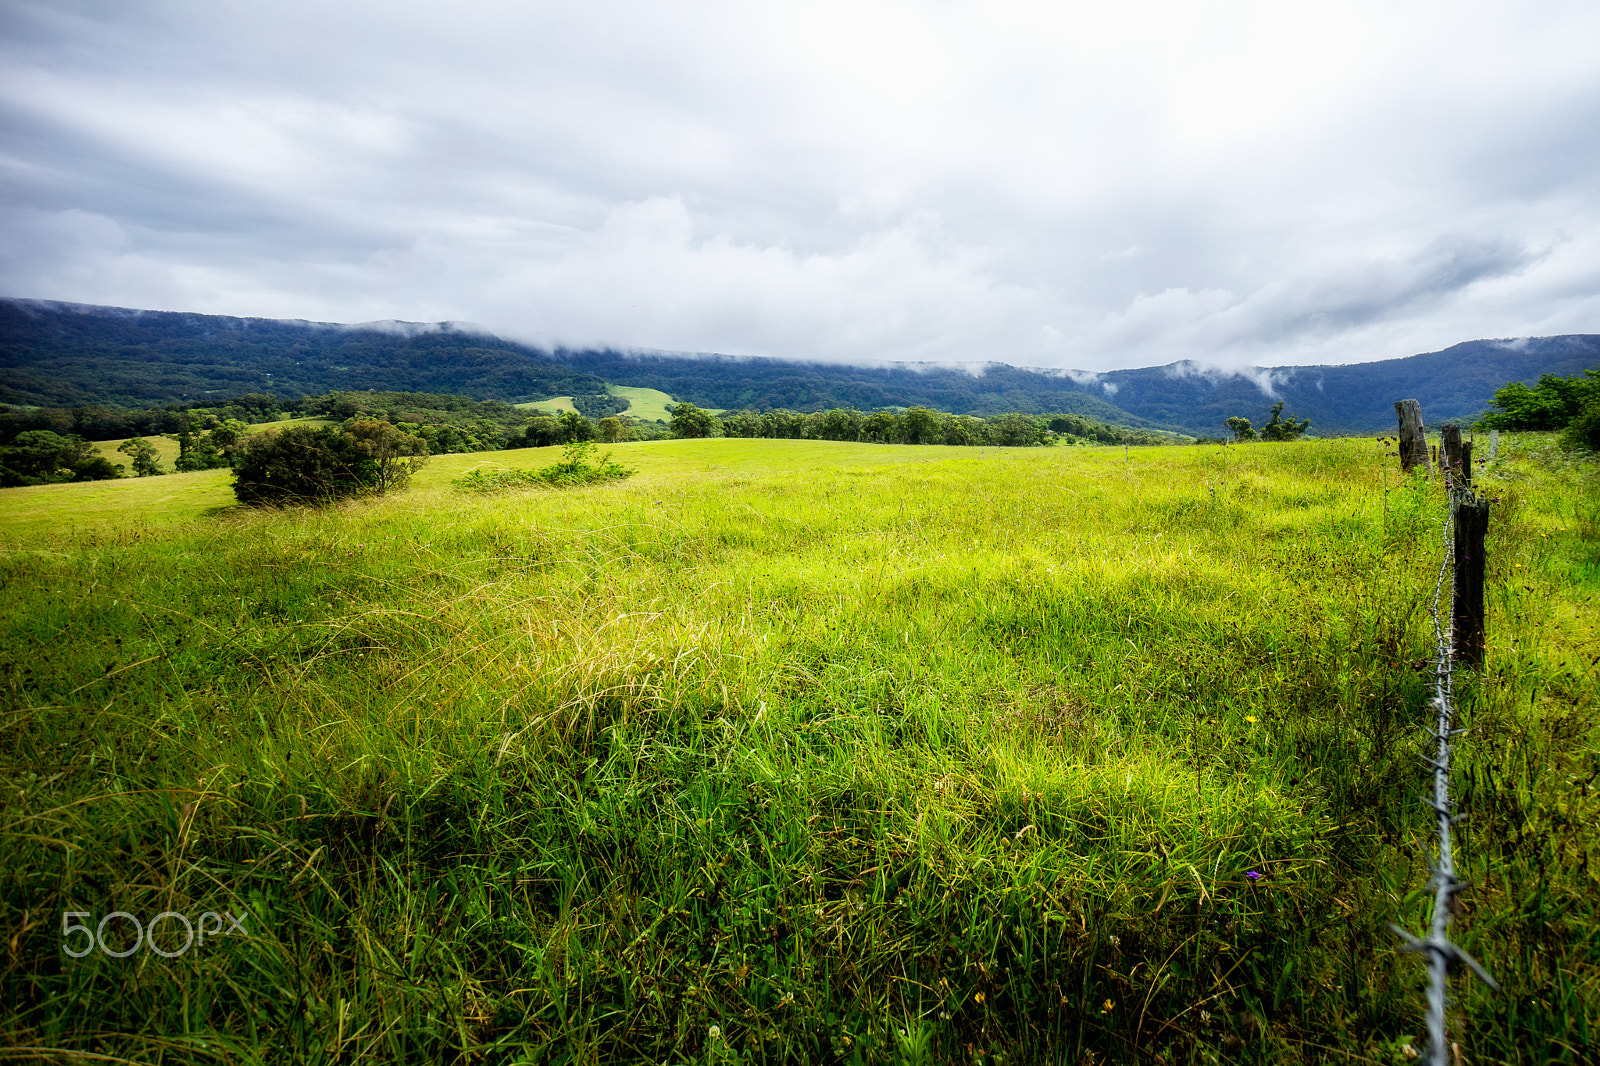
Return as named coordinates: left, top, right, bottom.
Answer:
left=1389, top=471, right=1499, bottom=1066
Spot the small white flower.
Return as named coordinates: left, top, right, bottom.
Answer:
left=708, top=1025, right=722, bottom=1042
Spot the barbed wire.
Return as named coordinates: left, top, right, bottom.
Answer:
left=1389, top=467, right=1499, bottom=1066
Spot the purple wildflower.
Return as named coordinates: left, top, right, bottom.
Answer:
left=1246, top=870, right=1262, bottom=882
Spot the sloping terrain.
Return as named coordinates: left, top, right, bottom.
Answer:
left=0, top=300, right=605, bottom=407
left=3, top=299, right=1595, bottom=435
left=1091, top=335, right=1600, bottom=435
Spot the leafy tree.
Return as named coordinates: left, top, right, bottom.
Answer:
left=1258, top=401, right=1310, bottom=441
left=861, top=410, right=900, bottom=443
left=901, top=406, right=941, bottom=445
left=231, top=423, right=425, bottom=505
left=1481, top=368, right=1600, bottom=430
left=597, top=416, right=624, bottom=443
left=1225, top=417, right=1257, bottom=442
left=558, top=410, right=595, bottom=443
left=669, top=402, right=718, bottom=439
left=519, top=416, right=564, bottom=447
left=718, top=411, right=764, bottom=438
left=117, top=436, right=164, bottom=476
left=810, top=407, right=864, bottom=441
left=346, top=419, right=430, bottom=494
left=987, top=413, right=1046, bottom=446
left=1561, top=397, right=1600, bottom=452
left=0, top=430, right=119, bottom=486
left=210, top=418, right=250, bottom=450
left=760, top=410, right=808, bottom=439
left=170, top=415, right=241, bottom=471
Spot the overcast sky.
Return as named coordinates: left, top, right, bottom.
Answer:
left=2, top=0, right=1598, bottom=371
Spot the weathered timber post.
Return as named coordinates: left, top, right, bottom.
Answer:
left=1460, top=441, right=1473, bottom=486
left=1441, top=424, right=1463, bottom=480
left=1452, top=496, right=1490, bottom=667
left=1490, top=429, right=1499, bottom=458
left=1395, top=399, right=1430, bottom=474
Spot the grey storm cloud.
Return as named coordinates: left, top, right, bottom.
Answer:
left=2, top=0, right=1598, bottom=372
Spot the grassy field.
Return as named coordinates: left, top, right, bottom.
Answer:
left=514, top=388, right=721, bottom=421
left=516, top=397, right=580, bottom=414
left=606, top=385, right=723, bottom=422
left=90, top=433, right=182, bottom=471
left=0, top=437, right=1596, bottom=1064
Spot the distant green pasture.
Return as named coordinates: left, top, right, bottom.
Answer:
left=514, top=386, right=721, bottom=421
left=514, top=395, right=578, bottom=414
left=606, top=383, right=724, bottom=421
left=90, top=433, right=182, bottom=471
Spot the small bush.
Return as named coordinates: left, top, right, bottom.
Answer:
left=454, top=440, right=634, bottom=493
left=1560, top=400, right=1600, bottom=453
left=232, top=421, right=428, bottom=505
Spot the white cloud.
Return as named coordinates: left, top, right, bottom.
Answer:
left=1, top=0, right=1597, bottom=370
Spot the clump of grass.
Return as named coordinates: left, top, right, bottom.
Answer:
left=454, top=439, right=635, bottom=493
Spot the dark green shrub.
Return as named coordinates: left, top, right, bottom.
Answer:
left=558, top=410, right=595, bottom=442
left=231, top=421, right=427, bottom=505
left=1258, top=400, right=1311, bottom=441
left=0, top=430, right=121, bottom=486
left=518, top=416, right=564, bottom=447
left=669, top=402, right=718, bottom=439
left=1560, top=401, right=1600, bottom=453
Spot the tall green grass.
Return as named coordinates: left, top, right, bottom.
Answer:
left=1, top=437, right=1595, bottom=1064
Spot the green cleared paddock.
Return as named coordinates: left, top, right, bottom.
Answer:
left=0, top=437, right=1595, bottom=1063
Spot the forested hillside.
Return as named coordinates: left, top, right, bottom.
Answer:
left=546, top=348, right=1167, bottom=427
left=4, top=299, right=1595, bottom=435
left=0, top=300, right=605, bottom=407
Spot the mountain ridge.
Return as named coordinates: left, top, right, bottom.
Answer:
left=3, top=298, right=1596, bottom=435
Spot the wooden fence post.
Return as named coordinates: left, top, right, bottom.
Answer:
left=1490, top=429, right=1499, bottom=458
left=1395, top=400, right=1430, bottom=473
left=1452, top=497, right=1490, bottom=667
left=1460, top=441, right=1473, bottom=486
left=1441, top=424, right=1463, bottom=479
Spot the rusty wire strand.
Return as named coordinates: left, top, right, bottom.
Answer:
left=1390, top=468, right=1499, bottom=1065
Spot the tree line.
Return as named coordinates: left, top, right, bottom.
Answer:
left=0, top=388, right=1179, bottom=489
left=671, top=403, right=1176, bottom=447
left=1479, top=367, right=1600, bottom=450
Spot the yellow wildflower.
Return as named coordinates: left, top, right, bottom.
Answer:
left=1245, top=716, right=1258, bottom=724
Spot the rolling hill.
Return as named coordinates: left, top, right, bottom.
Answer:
left=3, top=298, right=1595, bottom=435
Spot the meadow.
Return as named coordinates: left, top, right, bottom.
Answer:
left=513, top=386, right=719, bottom=423
left=0, top=436, right=1596, bottom=1064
